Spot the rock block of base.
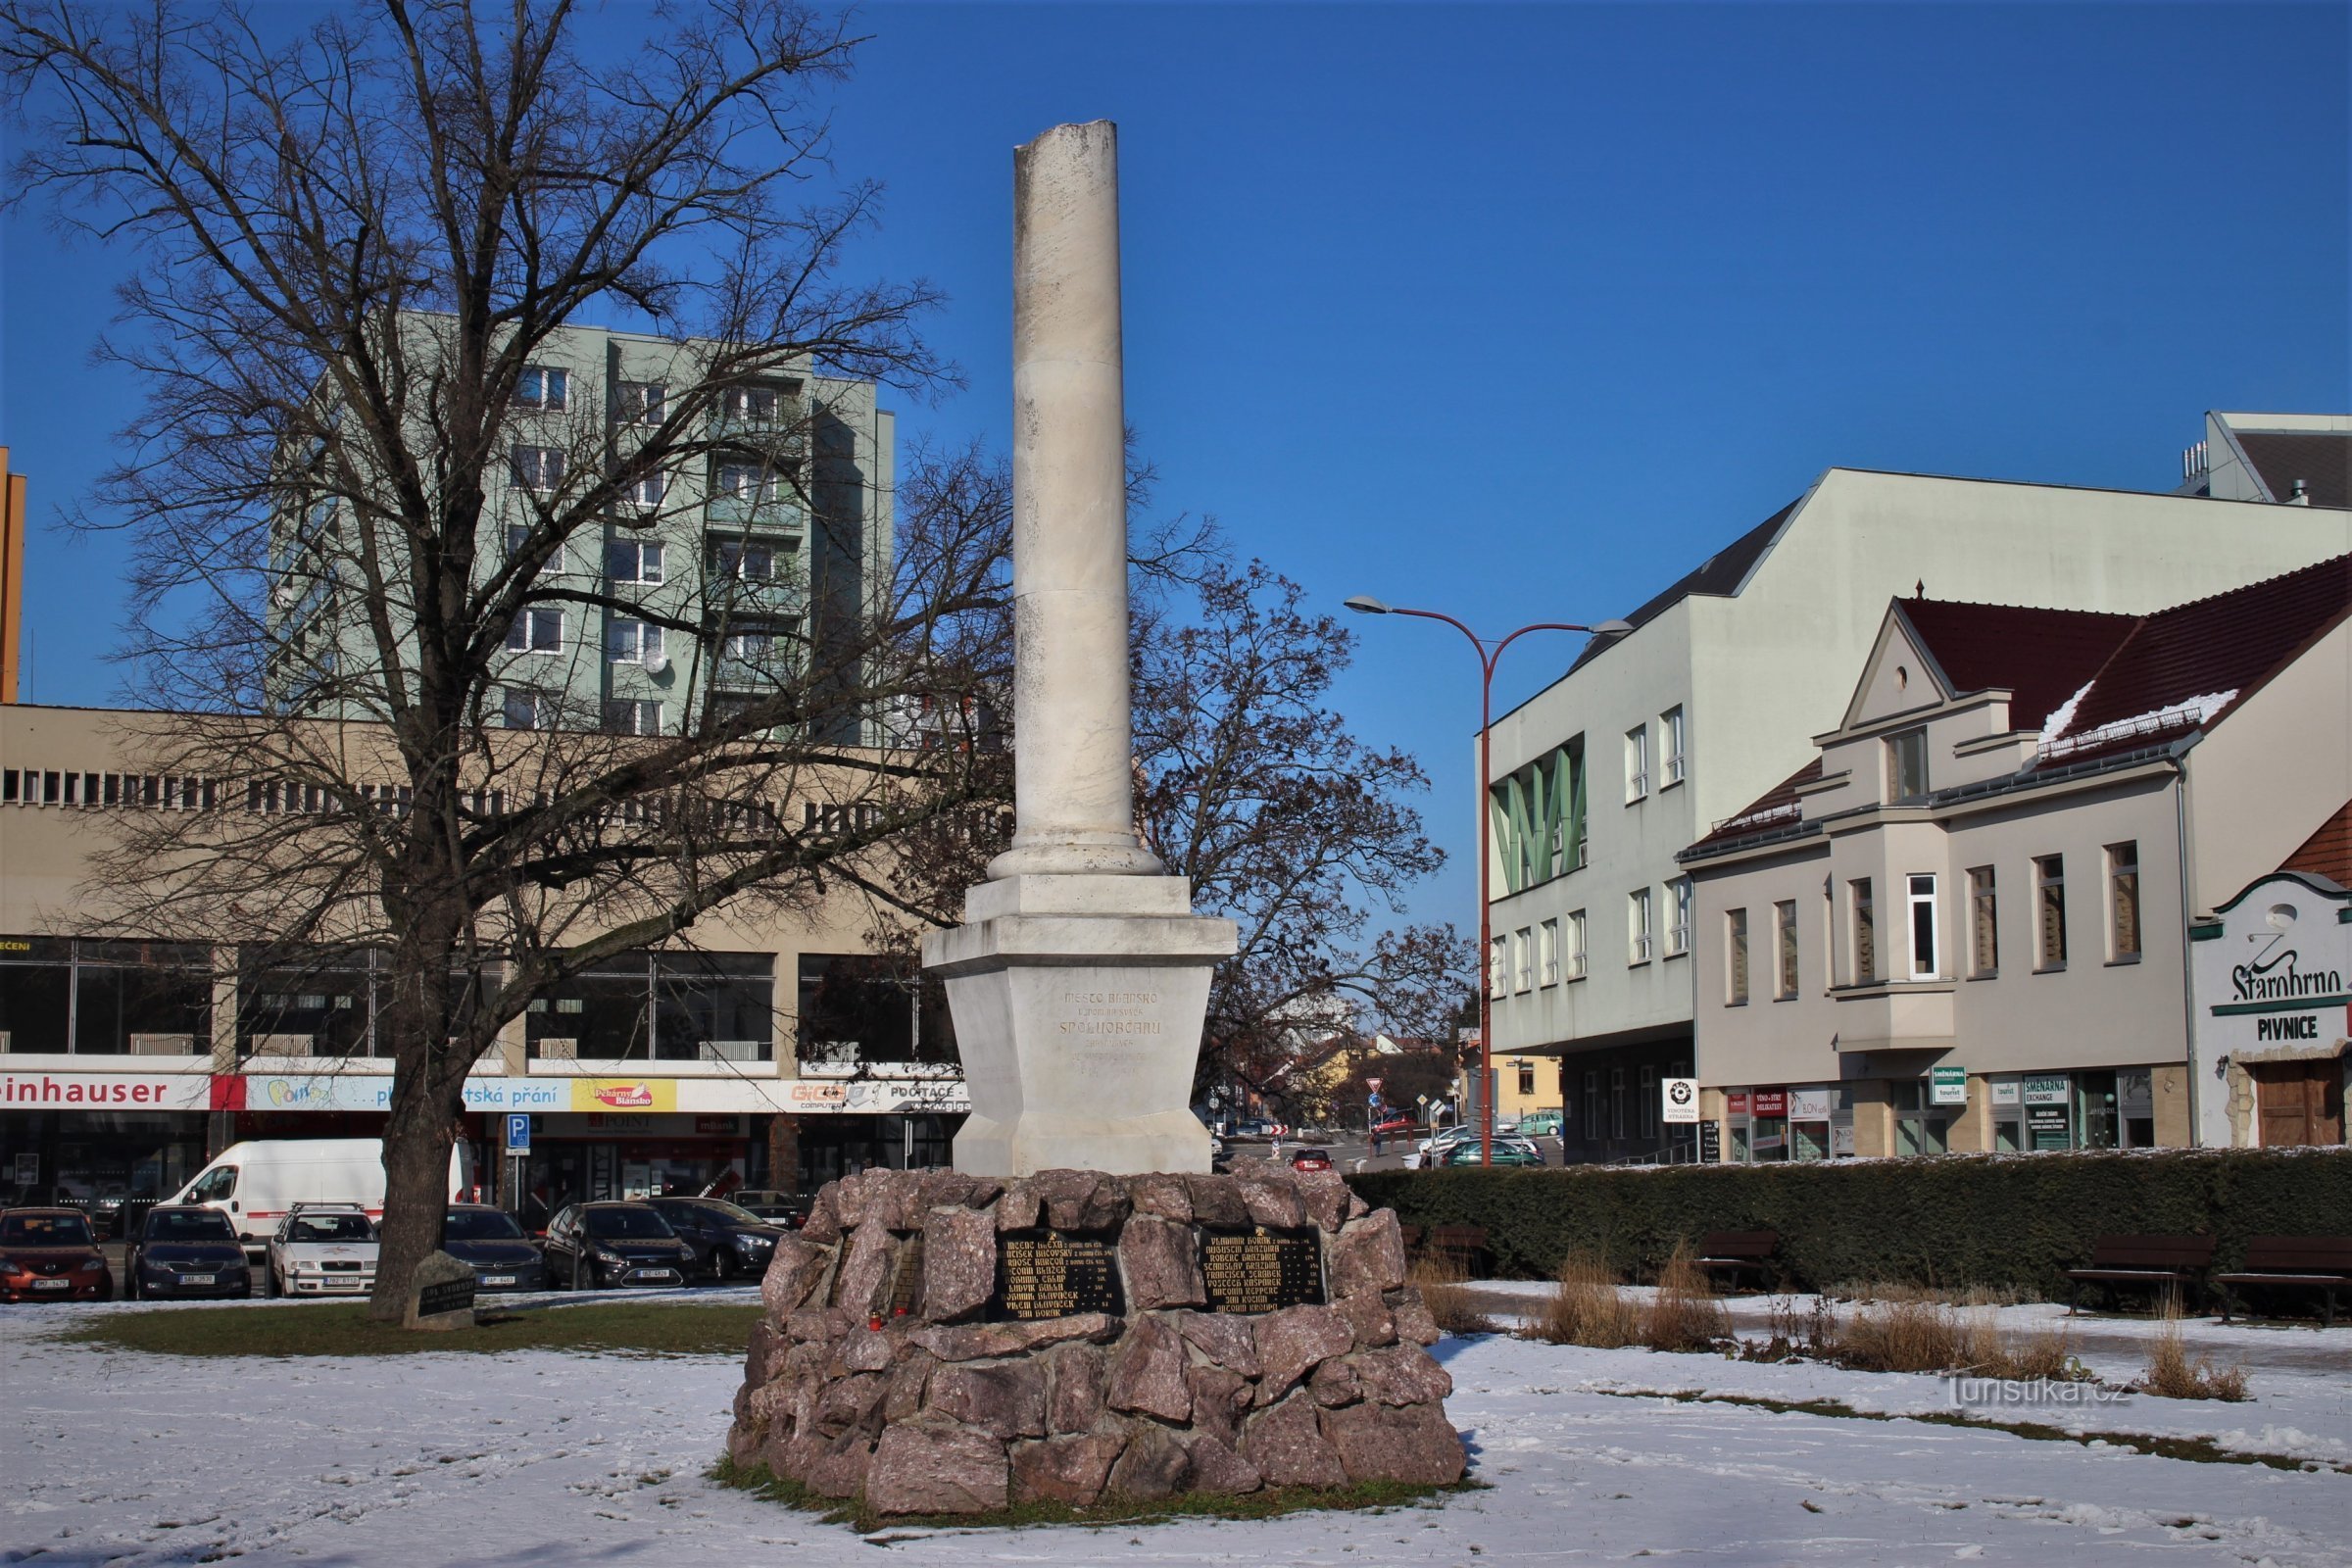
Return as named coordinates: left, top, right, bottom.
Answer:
left=402, top=1250, right=477, bottom=1332
left=726, top=1167, right=1462, bottom=1514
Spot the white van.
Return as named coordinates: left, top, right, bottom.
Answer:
left=171, top=1139, right=474, bottom=1259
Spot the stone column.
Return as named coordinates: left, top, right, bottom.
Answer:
left=988, top=120, right=1162, bottom=880
left=923, top=122, right=1236, bottom=1176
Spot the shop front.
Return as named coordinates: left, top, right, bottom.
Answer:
left=1724, top=1085, right=1853, bottom=1162
left=0, top=1067, right=217, bottom=1224
left=2189, top=871, right=2350, bottom=1150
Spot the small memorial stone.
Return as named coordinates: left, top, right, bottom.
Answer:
left=1199, top=1225, right=1325, bottom=1314
left=403, top=1250, right=477, bottom=1332
left=990, top=1230, right=1123, bottom=1321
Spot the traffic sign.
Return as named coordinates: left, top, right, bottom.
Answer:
left=1661, top=1077, right=1699, bottom=1124
left=504, top=1112, right=533, bottom=1155
left=1366, top=1078, right=1383, bottom=1094
left=1415, top=1093, right=1430, bottom=1106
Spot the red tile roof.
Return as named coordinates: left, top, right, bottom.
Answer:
left=2235, top=431, right=2351, bottom=509
left=2278, top=800, right=2352, bottom=888
left=1895, top=600, right=2138, bottom=732
left=1690, top=759, right=1824, bottom=850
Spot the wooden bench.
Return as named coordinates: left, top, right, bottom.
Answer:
left=1690, top=1230, right=1781, bottom=1292
left=2062, top=1235, right=2217, bottom=1315
left=2215, top=1237, right=2352, bottom=1330
left=1403, top=1223, right=1489, bottom=1274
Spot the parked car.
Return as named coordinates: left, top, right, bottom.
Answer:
left=0, top=1207, right=113, bottom=1302
left=441, top=1204, right=546, bottom=1293
left=543, top=1202, right=694, bottom=1291
left=1370, top=1114, right=1419, bottom=1139
left=267, top=1203, right=379, bottom=1298
left=1289, top=1147, right=1335, bottom=1173
left=1441, top=1136, right=1544, bottom=1167
left=1516, top=1109, right=1565, bottom=1138
left=172, top=1139, right=472, bottom=1260
left=729, top=1190, right=808, bottom=1229
left=125, top=1205, right=252, bottom=1299
left=647, top=1197, right=786, bottom=1281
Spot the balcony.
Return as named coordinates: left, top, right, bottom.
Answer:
left=1829, top=979, right=1956, bottom=1052
left=703, top=494, right=804, bottom=537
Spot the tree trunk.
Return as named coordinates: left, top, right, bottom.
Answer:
left=370, top=1077, right=462, bottom=1321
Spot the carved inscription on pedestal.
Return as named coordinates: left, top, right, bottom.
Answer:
left=1199, top=1225, right=1325, bottom=1313
left=989, top=1229, right=1124, bottom=1321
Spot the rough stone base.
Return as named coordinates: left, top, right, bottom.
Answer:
left=726, top=1167, right=1463, bottom=1514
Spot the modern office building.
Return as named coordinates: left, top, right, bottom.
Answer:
left=0, top=704, right=964, bottom=1214
left=1481, top=414, right=2352, bottom=1163
left=266, top=318, right=896, bottom=745
left=1679, top=556, right=2350, bottom=1160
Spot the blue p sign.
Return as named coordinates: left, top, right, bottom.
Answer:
left=505, top=1112, right=532, bottom=1154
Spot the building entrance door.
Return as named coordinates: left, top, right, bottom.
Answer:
left=2249, top=1060, right=2344, bottom=1148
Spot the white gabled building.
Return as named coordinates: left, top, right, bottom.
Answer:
left=1481, top=415, right=2352, bottom=1164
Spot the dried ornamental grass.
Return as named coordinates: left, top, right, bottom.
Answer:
left=2140, top=1300, right=2250, bottom=1401
left=1406, top=1254, right=1495, bottom=1336
left=1643, top=1241, right=1730, bottom=1352
left=1530, top=1251, right=1641, bottom=1348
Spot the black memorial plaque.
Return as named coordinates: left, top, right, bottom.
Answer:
left=1198, top=1225, right=1325, bottom=1314
left=416, top=1276, right=476, bottom=1317
left=989, top=1230, right=1124, bottom=1321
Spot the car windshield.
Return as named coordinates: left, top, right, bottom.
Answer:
left=584, top=1206, right=674, bottom=1239
left=144, top=1210, right=236, bottom=1243
left=677, top=1200, right=761, bottom=1226
left=1, top=1213, right=94, bottom=1247
left=289, top=1213, right=373, bottom=1244
left=444, top=1209, right=525, bottom=1242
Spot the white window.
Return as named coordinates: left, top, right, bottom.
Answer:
left=607, top=538, right=665, bottom=585
left=506, top=523, right=560, bottom=580
left=713, top=462, right=783, bottom=502
left=513, top=365, right=568, bottom=411
left=711, top=537, right=782, bottom=579
left=1513, top=927, right=1534, bottom=993
left=719, top=383, right=783, bottom=424
left=1661, top=706, right=1686, bottom=787
left=601, top=699, right=663, bottom=736
left=511, top=444, right=565, bottom=492
left=620, top=469, right=667, bottom=511
left=1667, top=876, right=1692, bottom=956
left=1625, top=724, right=1649, bottom=803
left=1906, top=873, right=1939, bottom=980
left=615, top=380, right=665, bottom=425
left=501, top=688, right=553, bottom=730
left=606, top=618, right=664, bottom=665
left=1539, top=918, right=1560, bottom=987
left=1489, top=935, right=1508, bottom=998
left=505, top=608, right=562, bottom=654
left=1886, top=727, right=1929, bottom=802
left=1629, top=887, right=1652, bottom=964
left=1567, top=910, right=1588, bottom=980
left=1727, top=907, right=1749, bottom=1004
left=2107, top=842, right=2140, bottom=960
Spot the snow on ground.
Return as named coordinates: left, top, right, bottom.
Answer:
left=3, top=1298, right=2347, bottom=1568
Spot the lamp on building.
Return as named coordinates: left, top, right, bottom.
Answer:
left=1347, top=595, right=1632, bottom=1165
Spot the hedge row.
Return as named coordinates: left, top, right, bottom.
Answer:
left=1346, top=1148, right=2352, bottom=1300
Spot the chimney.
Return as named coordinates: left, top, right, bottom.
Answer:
left=2287, top=479, right=2310, bottom=506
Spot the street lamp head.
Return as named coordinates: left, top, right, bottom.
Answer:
left=1591, top=618, right=1635, bottom=637
left=1343, top=595, right=1391, bottom=615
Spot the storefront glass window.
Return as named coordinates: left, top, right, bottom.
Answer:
left=1891, top=1080, right=1952, bottom=1156
left=1, top=938, right=211, bottom=1056
left=2077, top=1069, right=2120, bottom=1150
left=238, top=949, right=374, bottom=1056
left=798, top=954, right=955, bottom=1069
left=526, top=951, right=774, bottom=1061
left=0, top=937, right=74, bottom=1053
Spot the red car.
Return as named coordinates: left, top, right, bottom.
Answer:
left=1289, top=1148, right=1334, bottom=1172
left=0, top=1207, right=115, bottom=1302
left=1370, top=1115, right=1417, bottom=1139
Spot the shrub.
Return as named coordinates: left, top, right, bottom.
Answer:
left=2140, top=1298, right=2249, bottom=1401
left=1405, top=1253, right=1494, bottom=1336
left=1529, top=1250, right=1641, bottom=1348
left=1347, top=1148, right=2351, bottom=1300
left=1643, top=1241, right=1729, bottom=1352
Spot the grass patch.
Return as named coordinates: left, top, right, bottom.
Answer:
left=1528, top=1250, right=1642, bottom=1348
left=56, top=1300, right=761, bottom=1359
left=1602, top=1388, right=2345, bottom=1475
left=2139, top=1297, right=2250, bottom=1401
left=710, top=1454, right=1478, bottom=1534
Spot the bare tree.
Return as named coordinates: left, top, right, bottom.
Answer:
left=1, top=0, right=1009, bottom=1318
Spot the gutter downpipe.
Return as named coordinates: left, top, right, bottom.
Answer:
left=2174, top=755, right=2202, bottom=1148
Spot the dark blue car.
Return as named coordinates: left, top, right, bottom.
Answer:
left=441, top=1204, right=547, bottom=1292
left=125, top=1205, right=252, bottom=1299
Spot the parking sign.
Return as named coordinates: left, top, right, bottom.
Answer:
left=505, top=1112, right=532, bottom=1155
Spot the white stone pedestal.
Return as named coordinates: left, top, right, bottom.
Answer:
left=923, top=876, right=1236, bottom=1176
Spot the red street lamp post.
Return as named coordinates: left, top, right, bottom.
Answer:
left=1346, top=597, right=1631, bottom=1165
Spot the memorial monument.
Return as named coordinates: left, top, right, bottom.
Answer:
left=726, top=122, right=1463, bottom=1516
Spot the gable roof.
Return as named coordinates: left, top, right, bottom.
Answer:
left=1690, top=758, right=1824, bottom=851
left=1568, top=497, right=1800, bottom=674
left=2234, top=431, right=2351, bottom=509
left=1894, top=600, right=2138, bottom=733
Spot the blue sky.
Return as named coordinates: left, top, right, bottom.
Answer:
left=3, top=2, right=2346, bottom=940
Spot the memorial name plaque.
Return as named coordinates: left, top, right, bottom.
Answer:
left=886, top=1234, right=925, bottom=1318
left=1199, top=1224, right=1325, bottom=1313
left=416, top=1276, right=475, bottom=1318
left=990, top=1230, right=1123, bottom=1321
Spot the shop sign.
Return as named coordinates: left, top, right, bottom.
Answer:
left=1990, top=1077, right=2021, bottom=1106
left=2022, top=1075, right=2070, bottom=1105
left=1697, top=1121, right=1722, bottom=1162
left=1660, top=1077, right=1699, bottom=1124
left=237, top=1074, right=567, bottom=1113
left=1931, top=1066, right=1968, bottom=1106
left=2027, top=1102, right=2072, bottom=1150
left=0, top=1070, right=214, bottom=1110
left=1750, top=1090, right=1788, bottom=1118
left=1726, top=1091, right=1751, bottom=1116
left=567, top=1079, right=676, bottom=1113
left=695, top=1115, right=743, bottom=1136
left=11, top=1152, right=36, bottom=1186
left=1787, top=1087, right=1831, bottom=1121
